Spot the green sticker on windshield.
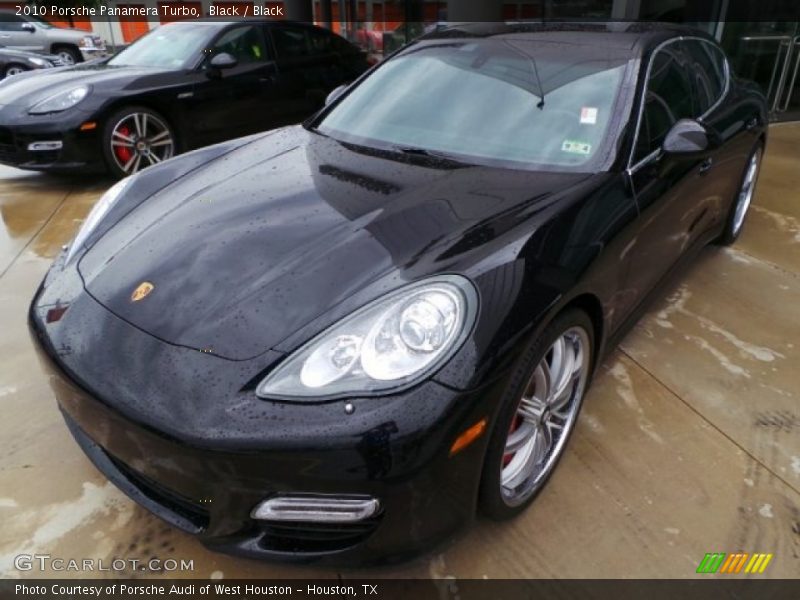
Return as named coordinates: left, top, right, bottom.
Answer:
left=561, top=140, right=592, bottom=155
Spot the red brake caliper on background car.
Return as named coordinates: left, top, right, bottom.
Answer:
left=114, top=125, right=133, bottom=165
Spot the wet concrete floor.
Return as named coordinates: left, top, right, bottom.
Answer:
left=0, top=124, right=798, bottom=579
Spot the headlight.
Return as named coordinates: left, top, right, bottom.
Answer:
left=257, top=275, right=478, bottom=400
left=79, top=36, right=95, bottom=48
left=28, top=58, right=48, bottom=67
left=65, top=177, right=131, bottom=264
left=29, top=86, right=88, bottom=114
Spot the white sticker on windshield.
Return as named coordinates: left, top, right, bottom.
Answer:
left=562, top=140, right=592, bottom=155
left=580, top=107, right=598, bottom=125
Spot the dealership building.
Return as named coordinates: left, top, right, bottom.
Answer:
left=1, top=0, right=798, bottom=120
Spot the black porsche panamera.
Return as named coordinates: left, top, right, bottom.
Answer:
left=29, top=22, right=767, bottom=564
left=0, top=19, right=369, bottom=177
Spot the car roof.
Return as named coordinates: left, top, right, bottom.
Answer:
left=178, top=18, right=326, bottom=28
left=419, top=21, right=715, bottom=56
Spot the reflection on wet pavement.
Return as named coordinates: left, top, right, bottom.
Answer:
left=0, top=124, right=798, bottom=579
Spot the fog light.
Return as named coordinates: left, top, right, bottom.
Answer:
left=27, top=141, right=63, bottom=151
left=251, top=494, right=379, bottom=523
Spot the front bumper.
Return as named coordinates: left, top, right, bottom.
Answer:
left=79, top=47, right=109, bottom=62
left=28, top=258, right=500, bottom=565
left=0, top=104, right=104, bottom=172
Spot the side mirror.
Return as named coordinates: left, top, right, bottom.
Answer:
left=325, top=84, right=348, bottom=106
left=662, top=119, right=713, bottom=159
left=209, top=52, right=238, bottom=70
left=21, top=23, right=36, bottom=33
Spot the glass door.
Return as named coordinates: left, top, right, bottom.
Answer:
left=721, top=22, right=800, bottom=121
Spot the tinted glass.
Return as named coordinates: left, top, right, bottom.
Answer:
left=683, top=40, right=726, bottom=114
left=271, top=26, right=309, bottom=59
left=634, top=43, right=694, bottom=162
left=213, top=25, right=267, bottom=63
left=318, top=40, right=629, bottom=170
left=307, top=28, right=336, bottom=56
left=0, top=15, right=24, bottom=30
left=108, top=23, right=211, bottom=68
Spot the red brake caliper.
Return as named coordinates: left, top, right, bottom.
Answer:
left=114, top=125, right=133, bottom=164
left=503, top=414, right=523, bottom=466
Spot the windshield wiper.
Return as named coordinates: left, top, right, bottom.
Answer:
left=501, top=40, right=545, bottom=110
left=391, top=145, right=471, bottom=164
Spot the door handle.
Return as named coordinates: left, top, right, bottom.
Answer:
left=699, top=158, right=713, bottom=175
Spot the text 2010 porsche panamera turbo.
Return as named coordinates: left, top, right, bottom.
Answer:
left=29, top=23, right=767, bottom=564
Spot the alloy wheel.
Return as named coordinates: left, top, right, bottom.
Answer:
left=5, top=66, right=25, bottom=77
left=732, top=149, right=761, bottom=236
left=110, top=112, right=174, bottom=175
left=57, top=50, right=76, bottom=65
left=500, top=326, right=590, bottom=506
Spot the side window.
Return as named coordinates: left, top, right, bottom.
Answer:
left=307, top=28, right=334, bottom=56
left=213, top=26, right=267, bottom=64
left=329, top=32, right=356, bottom=55
left=271, top=26, right=311, bottom=59
left=0, top=15, right=25, bottom=31
left=684, top=40, right=726, bottom=115
left=634, top=44, right=694, bottom=162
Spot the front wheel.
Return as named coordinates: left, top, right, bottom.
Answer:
left=2, top=64, right=28, bottom=78
left=479, top=309, right=594, bottom=519
left=717, top=144, right=763, bottom=246
left=54, top=46, right=81, bottom=65
left=102, top=107, right=176, bottom=178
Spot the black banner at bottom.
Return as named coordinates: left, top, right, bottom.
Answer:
left=2, top=579, right=800, bottom=600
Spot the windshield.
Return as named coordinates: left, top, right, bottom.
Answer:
left=108, top=23, right=211, bottom=69
left=29, top=16, right=54, bottom=29
left=317, top=39, right=630, bottom=171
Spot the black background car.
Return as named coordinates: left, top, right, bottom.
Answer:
left=29, top=23, right=766, bottom=565
left=0, top=43, right=62, bottom=79
left=0, top=19, right=369, bottom=176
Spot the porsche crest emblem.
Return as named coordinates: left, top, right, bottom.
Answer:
left=131, top=281, right=154, bottom=302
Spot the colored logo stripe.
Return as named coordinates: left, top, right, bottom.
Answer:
left=697, top=553, right=726, bottom=573
left=697, top=553, right=773, bottom=574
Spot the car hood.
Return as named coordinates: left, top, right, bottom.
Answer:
left=0, top=64, right=171, bottom=107
left=78, top=126, right=599, bottom=360
left=0, top=48, right=58, bottom=61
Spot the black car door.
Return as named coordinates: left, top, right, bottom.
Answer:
left=626, top=40, right=719, bottom=300
left=185, top=24, right=278, bottom=146
left=683, top=39, right=755, bottom=227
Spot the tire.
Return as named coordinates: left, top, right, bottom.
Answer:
left=478, top=308, right=595, bottom=520
left=53, top=45, right=81, bottom=65
left=716, top=143, right=764, bottom=246
left=102, top=106, right=176, bottom=178
left=2, top=63, right=28, bottom=79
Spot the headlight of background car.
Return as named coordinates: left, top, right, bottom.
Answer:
left=257, top=275, right=478, bottom=400
left=28, top=57, right=48, bottom=67
left=29, top=85, right=89, bottom=114
left=79, top=36, right=95, bottom=49
left=65, top=177, right=131, bottom=264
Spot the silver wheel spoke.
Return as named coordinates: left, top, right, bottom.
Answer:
left=505, top=422, right=536, bottom=454
left=133, top=113, right=143, bottom=138
left=149, top=130, right=170, bottom=143
left=530, top=425, right=552, bottom=465
left=150, top=139, right=173, bottom=148
left=122, top=152, right=138, bottom=173
left=113, top=130, right=134, bottom=143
